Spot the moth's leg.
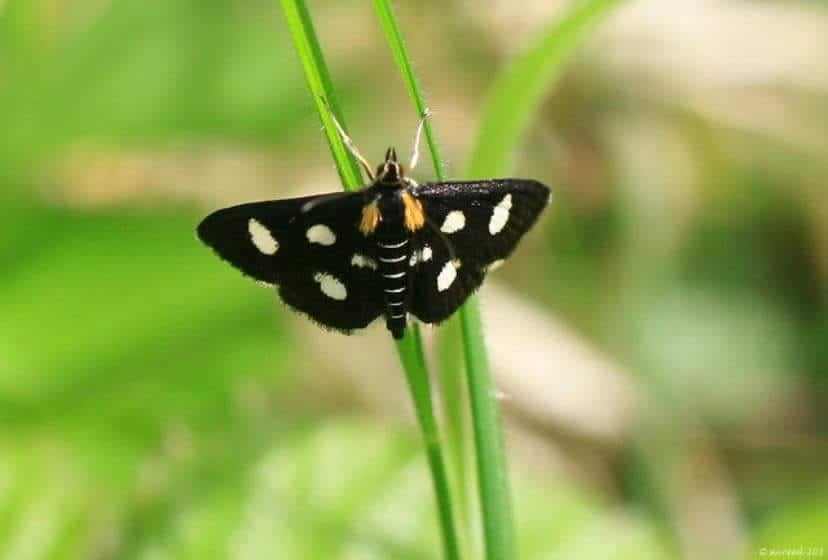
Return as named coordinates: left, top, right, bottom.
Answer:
left=320, top=97, right=375, bottom=181
left=408, top=108, right=430, bottom=172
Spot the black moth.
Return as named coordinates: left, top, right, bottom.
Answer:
left=197, top=110, right=550, bottom=339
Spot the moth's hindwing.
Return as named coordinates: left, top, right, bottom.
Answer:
left=408, top=236, right=486, bottom=324
left=408, top=179, right=550, bottom=324
left=197, top=192, right=385, bottom=331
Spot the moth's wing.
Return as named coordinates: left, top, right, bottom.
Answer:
left=414, top=179, right=550, bottom=266
left=197, top=192, right=385, bottom=332
left=408, top=179, right=550, bottom=324
left=407, top=231, right=487, bottom=324
left=197, top=192, right=356, bottom=284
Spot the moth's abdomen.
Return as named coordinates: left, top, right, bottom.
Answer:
left=376, top=234, right=410, bottom=339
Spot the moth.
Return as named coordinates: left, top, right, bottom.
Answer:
left=197, top=108, right=550, bottom=339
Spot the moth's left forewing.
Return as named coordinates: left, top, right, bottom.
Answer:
left=414, top=179, right=550, bottom=266
left=197, top=192, right=387, bottom=332
left=197, top=193, right=369, bottom=282
left=407, top=178, right=550, bottom=325
left=197, top=199, right=308, bottom=284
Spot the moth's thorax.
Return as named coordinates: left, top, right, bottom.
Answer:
left=358, top=188, right=402, bottom=237
left=376, top=188, right=405, bottom=225
left=372, top=186, right=425, bottom=234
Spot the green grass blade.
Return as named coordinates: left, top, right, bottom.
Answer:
left=372, top=2, right=473, bottom=559
left=458, top=296, right=513, bottom=558
left=279, top=0, right=363, bottom=191
left=371, top=0, right=445, bottom=181
left=436, top=315, right=473, bottom=551
left=373, top=0, right=517, bottom=555
left=281, top=3, right=456, bottom=558
left=395, top=334, right=461, bottom=560
left=398, top=306, right=460, bottom=560
left=466, top=0, right=623, bottom=178
left=459, top=2, right=623, bottom=558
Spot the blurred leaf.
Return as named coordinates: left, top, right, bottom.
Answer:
left=0, top=438, right=100, bottom=560
left=0, top=205, right=292, bottom=487
left=0, top=207, right=281, bottom=401
left=752, top=494, right=828, bottom=555
left=49, top=0, right=306, bottom=142
left=466, top=0, right=621, bottom=177
left=0, top=0, right=310, bottom=186
left=116, top=420, right=667, bottom=560
left=628, top=289, right=795, bottom=424
left=460, top=2, right=623, bottom=554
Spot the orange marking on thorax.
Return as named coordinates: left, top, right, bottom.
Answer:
left=401, top=191, right=425, bottom=232
left=359, top=200, right=381, bottom=235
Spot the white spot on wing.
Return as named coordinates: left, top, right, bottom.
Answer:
left=409, top=245, right=433, bottom=267
left=437, top=261, right=457, bottom=292
left=351, top=254, right=378, bottom=270
left=313, top=272, right=347, bottom=300
left=307, top=224, right=336, bottom=246
left=488, top=194, right=512, bottom=235
left=248, top=218, right=279, bottom=255
left=487, top=259, right=505, bottom=272
left=440, top=211, right=466, bottom=234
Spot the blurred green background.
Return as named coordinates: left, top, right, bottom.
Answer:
left=1, top=0, right=826, bottom=558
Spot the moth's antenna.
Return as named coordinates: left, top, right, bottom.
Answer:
left=408, top=108, right=430, bottom=173
left=319, top=96, right=376, bottom=181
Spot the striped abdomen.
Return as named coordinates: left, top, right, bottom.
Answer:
left=377, top=236, right=410, bottom=339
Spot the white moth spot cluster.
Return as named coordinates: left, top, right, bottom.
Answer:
left=488, top=194, right=512, bottom=235
left=437, top=261, right=457, bottom=292
left=306, top=224, right=336, bottom=246
left=248, top=218, right=279, bottom=255
left=440, top=210, right=466, bottom=234
left=351, top=254, right=378, bottom=270
left=313, top=272, right=347, bottom=300
left=409, top=245, right=433, bottom=266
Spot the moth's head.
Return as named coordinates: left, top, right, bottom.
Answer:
left=376, top=147, right=403, bottom=184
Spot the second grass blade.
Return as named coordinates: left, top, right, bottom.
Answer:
left=373, top=1, right=516, bottom=558
left=280, top=2, right=460, bottom=559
